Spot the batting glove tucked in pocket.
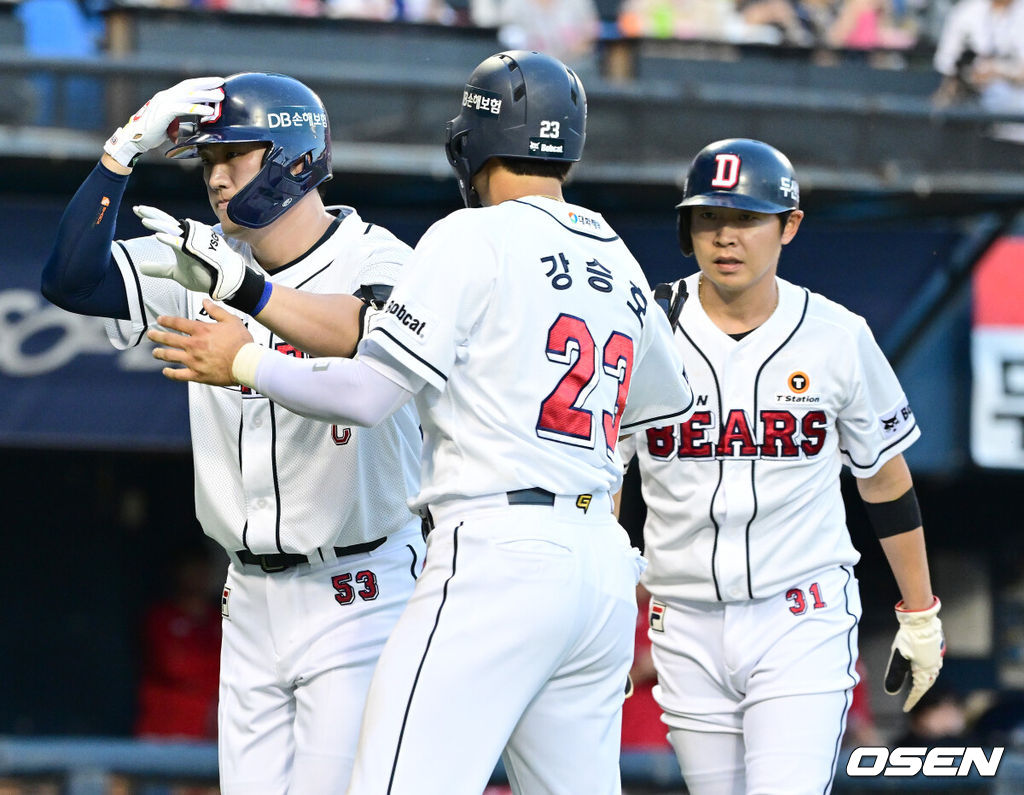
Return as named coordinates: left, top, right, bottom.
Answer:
left=884, top=596, right=944, bottom=712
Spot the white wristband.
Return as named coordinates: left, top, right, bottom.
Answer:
left=232, top=342, right=266, bottom=388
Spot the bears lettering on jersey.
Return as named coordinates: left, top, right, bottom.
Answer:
left=645, top=409, right=827, bottom=460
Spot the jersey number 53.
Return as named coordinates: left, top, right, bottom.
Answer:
left=537, top=313, right=633, bottom=458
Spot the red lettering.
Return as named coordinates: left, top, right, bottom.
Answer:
left=809, top=581, right=826, bottom=609
left=275, top=342, right=306, bottom=358
left=786, top=588, right=807, bottom=615
left=716, top=410, right=757, bottom=457
left=645, top=426, right=675, bottom=459
left=601, top=332, right=635, bottom=454
left=679, top=411, right=715, bottom=458
left=760, top=410, right=799, bottom=457
left=801, top=410, right=827, bottom=456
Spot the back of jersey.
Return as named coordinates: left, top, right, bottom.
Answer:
left=366, top=196, right=690, bottom=508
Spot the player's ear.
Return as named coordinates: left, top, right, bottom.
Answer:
left=781, top=210, right=804, bottom=245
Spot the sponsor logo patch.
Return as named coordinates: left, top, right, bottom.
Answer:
left=879, top=397, right=913, bottom=438
left=774, top=371, right=821, bottom=403
left=650, top=600, right=666, bottom=632
left=383, top=299, right=431, bottom=339
left=528, top=137, right=566, bottom=156
left=779, top=176, right=800, bottom=202
left=567, top=211, right=602, bottom=230
left=267, top=106, right=328, bottom=130
left=221, top=587, right=231, bottom=619
left=576, top=494, right=592, bottom=513
left=462, top=86, right=502, bottom=116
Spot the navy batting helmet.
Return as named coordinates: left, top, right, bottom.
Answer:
left=676, top=138, right=799, bottom=256
left=445, top=50, right=586, bottom=208
left=166, top=72, right=332, bottom=229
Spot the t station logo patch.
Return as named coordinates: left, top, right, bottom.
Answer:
left=775, top=371, right=821, bottom=404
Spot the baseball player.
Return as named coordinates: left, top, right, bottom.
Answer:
left=143, top=51, right=694, bottom=794
left=41, top=72, right=425, bottom=794
left=619, top=138, right=945, bottom=794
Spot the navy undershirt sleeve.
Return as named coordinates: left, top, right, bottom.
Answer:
left=41, top=161, right=132, bottom=319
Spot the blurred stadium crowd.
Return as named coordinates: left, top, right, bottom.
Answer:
left=15, top=0, right=1024, bottom=135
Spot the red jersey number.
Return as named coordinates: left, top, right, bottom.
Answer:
left=537, top=314, right=634, bottom=455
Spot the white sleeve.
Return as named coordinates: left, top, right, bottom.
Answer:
left=619, top=299, right=693, bottom=434
left=352, top=227, right=412, bottom=289
left=252, top=350, right=414, bottom=426
left=364, top=211, right=493, bottom=392
left=104, top=236, right=185, bottom=349
left=617, top=433, right=639, bottom=474
left=837, top=317, right=920, bottom=477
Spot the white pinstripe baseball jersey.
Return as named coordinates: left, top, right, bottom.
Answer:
left=621, top=273, right=920, bottom=602
left=104, top=206, right=422, bottom=554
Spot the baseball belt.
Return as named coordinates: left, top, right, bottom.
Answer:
left=236, top=536, right=388, bottom=573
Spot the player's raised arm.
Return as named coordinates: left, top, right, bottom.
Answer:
left=857, top=453, right=944, bottom=712
left=41, top=78, right=224, bottom=318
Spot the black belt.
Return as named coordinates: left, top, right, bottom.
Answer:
left=421, top=488, right=556, bottom=536
left=237, top=536, right=388, bottom=573
left=506, top=487, right=556, bottom=506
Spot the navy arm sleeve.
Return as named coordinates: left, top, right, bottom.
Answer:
left=41, top=162, right=132, bottom=319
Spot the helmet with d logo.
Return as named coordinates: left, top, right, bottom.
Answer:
left=676, top=139, right=799, bottom=256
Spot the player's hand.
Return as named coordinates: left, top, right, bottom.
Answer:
left=147, top=299, right=254, bottom=386
left=884, top=596, right=944, bottom=712
left=135, top=206, right=264, bottom=310
left=104, top=77, right=224, bottom=168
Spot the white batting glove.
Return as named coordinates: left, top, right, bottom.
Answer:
left=104, top=77, right=224, bottom=168
left=354, top=284, right=392, bottom=345
left=135, top=205, right=267, bottom=313
left=884, top=596, right=945, bottom=712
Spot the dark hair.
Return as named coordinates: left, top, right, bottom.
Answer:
left=495, top=157, right=573, bottom=181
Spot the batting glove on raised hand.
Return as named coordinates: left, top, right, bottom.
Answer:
left=884, top=596, right=945, bottom=712
left=104, top=77, right=224, bottom=168
left=135, top=205, right=268, bottom=315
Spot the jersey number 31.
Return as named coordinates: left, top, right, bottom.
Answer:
left=537, top=313, right=633, bottom=457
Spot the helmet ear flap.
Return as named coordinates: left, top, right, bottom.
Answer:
left=677, top=208, right=693, bottom=257
left=445, top=124, right=479, bottom=208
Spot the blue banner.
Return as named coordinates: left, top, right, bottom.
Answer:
left=0, top=197, right=189, bottom=449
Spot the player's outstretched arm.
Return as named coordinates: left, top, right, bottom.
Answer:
left=136, top=206, right=366, bottom=358
left=857, top=454, right=944, bottom=712
left=148, top=300, right=254, bottom=387
left=149, top=300, right=412, bottom=426
left=251, top=284, right=366, bottom=359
